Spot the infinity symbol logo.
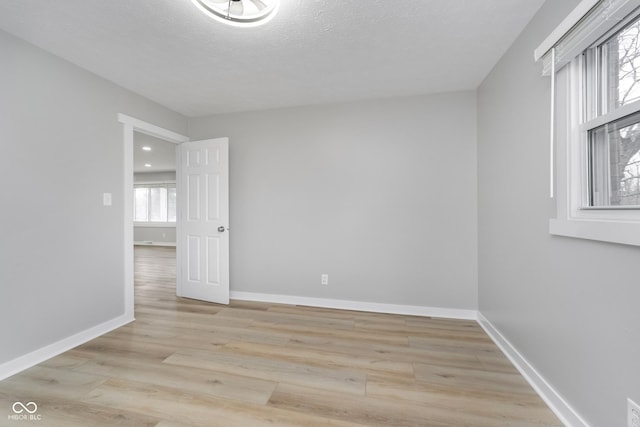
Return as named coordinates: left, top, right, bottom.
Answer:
left=12, top=401, right=38, bottom=414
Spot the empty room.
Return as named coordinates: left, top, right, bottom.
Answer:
left=1, top=0, right=639, bottom=426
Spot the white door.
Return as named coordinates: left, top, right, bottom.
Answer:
left=176, top=138, right=229, bottom=304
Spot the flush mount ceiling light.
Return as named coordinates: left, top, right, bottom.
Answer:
left=193, top=0, right=279, bottom=27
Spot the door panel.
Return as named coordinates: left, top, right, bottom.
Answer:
left=187, top=175, right=200, bottom=221
left=207, top=174, right=220, bottom=220
left=206, top=236, right=221, bottom=284
left=187, top=235, right=201, bottom=282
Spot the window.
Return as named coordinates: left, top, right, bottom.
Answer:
left=584, top=16, right=640, bottom=208
left=134, top=184, right=176, bottom=223
left=537, top=0, right=640, bottom=246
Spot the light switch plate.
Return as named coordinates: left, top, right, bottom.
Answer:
left=103, top=193, right=112, bottom=206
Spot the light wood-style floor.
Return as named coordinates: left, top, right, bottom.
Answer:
left=0, top=246, right=562, bottom=426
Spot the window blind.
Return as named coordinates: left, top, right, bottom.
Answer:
left=535, top=0, right=639, bottom=76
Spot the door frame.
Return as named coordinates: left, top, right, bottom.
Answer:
left=118, top=114, right=189, bottom=319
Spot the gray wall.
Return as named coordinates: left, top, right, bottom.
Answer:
left=0, top=29, right=186, bottom=365
left=189, top=92, right=478, bottom=309
left=477, top=1, right=640, bottom=425
left=134, top=171, right=176, bottom=183
left=134, top=227, right=176, bottom=245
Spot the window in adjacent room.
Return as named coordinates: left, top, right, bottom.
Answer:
left=134, top=184, right=177, bottom=223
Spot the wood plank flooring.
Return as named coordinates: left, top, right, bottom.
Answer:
left=0, top=246, right=562, bottom=426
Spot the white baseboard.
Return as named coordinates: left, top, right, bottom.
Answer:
left=477, top=313, right=589, bottom=427
left=0, top=314, right=134, bottom=381
left=134, top=241, right=176, bottom=247
left=230, top=291, right=478, bottom=320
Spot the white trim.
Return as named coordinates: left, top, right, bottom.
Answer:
left=118, top=114, right=189, bottom=144
left=550, top=47, right=556, bottom=198
left=550, top=218, right=640, bottom=245
left=134, top=222, right=176, bottom=228
left=579, top=98, right=640, bottom=132
left=0, top=314, right=133, bottom=381
left=122, top=121, right=135, bottom=318
left=119, top=114, right=188, bottom=320
left=230, top=291, right=478, bottom=320
left=134, top=241, right=177, bottom=247
left=477, top=313, right=591, bottom=427
left=133, top=180, right=177, bottom=185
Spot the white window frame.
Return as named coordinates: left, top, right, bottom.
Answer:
left=133, top=181, right=177, bottom=228
left=547, top=2, right=640, bottom=247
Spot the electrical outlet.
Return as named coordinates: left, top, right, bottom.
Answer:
left=321, top=274, right=328, bottom=285
left=629, top=398, right=640, bottom=427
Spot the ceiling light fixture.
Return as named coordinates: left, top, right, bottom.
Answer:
left=144, top=163, right=152, bottom=168
left=192, top=0, right=279, bottom=27
left=142, top=146, right=152, bottom=151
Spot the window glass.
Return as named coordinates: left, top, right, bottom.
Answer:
left=603, top=17, right=640, bottom=112
left=589, top=111, right=640, bottom=206
left=168, top=187, right=177, bottom=222
left=149, top=187, right=168, bottom=222
left=134, top=188, right=149, bottom=221
left=584, top=13, right=640, bottom=208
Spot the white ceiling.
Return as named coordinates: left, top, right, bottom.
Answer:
left=0, top=0, right=545, bottom=117
left=134, top=133, right=176, bottom=173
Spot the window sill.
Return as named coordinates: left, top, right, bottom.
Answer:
left=549, top=218, right=640, bottom=246
left=134, top=222, right=176, bottom=228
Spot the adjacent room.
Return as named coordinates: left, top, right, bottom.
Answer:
left=1, top=0, right=639, bottom=426
left=133, top=133, right=177, bottom=248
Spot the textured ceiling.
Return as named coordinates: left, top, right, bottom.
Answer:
left=0, top=0, right=545, bottom=117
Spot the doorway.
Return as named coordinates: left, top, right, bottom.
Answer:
left=133, top=133, right=177, bottom=247
left=119, top=114, right=189, bottom=320
left=133, top=132, right=178, bottom=308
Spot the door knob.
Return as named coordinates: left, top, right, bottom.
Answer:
left=217, top=226, right=226, bottom=232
